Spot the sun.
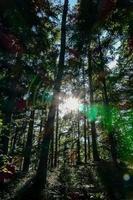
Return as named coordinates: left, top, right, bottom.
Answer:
left=64, top=97, right=80, bottom=111
left=59, top=97, right=80, bottom=116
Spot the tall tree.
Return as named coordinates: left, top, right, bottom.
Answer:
left=19, top=1, right=69, bottom=198
left=88, top=41, right=100, bottom=161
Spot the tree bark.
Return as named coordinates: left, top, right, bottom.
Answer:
left=87, top=121, right=91, bottom=160
left=49, top=128, right=54, bottom=168
left=82, top=64, right=87, bottom=163
left=54, top=107, right=59, bottom=167
left=88, top=41, right=100, bottom=161
left=77, top=111, right=81, bottom=164
left=23, top=110, right=35, bottom=173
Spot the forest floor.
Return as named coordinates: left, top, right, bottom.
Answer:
left=0, top=163, right=133, bottom=200
left=0, top=171, right=35, bottom=200
left=45, top=164, right=107, bottom=200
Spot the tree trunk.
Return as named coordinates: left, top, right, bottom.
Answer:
left=54, top=107, right=59, bottom=167
left=87, top=121, right=91, bottom=160
left=38, top=110, right=44, bottom=150
left=77, top=111, right=81, bottom=164
left=1, top=113, right=12, bottom=155
left=83, top=64, right=87, bottom=163
left=98, top=36, right=117, bottom=164
left=88, top=41, right=100, bottom=161
left=84, top=117, right=87, bottom=163
left=33, top=0, right=68, bottom=193
left=49, top=129, right=54, bottom=168
left=11, top=126, right=19, bottom=154
left=23, top=110, right=35, bottom=173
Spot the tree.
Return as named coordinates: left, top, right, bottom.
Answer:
left=23, top=110, right=35, bottom=173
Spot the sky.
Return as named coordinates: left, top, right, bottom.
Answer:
left=61, top=0, right=77, bottom=7
left=69, top=0, right=77, bottom=7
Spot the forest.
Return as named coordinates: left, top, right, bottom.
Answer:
left=0, top=0, right=133, bottom=199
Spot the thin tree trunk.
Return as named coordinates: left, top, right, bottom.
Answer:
left=11, top=126, right=19, bottom=154
left=23, top=110, right=35, bottom=173
left=38, top=110, right=44, bottom=150
left=88, top=41, right=100, bottom=161
left=83, top=64, right=87, bottom=163
left=71, top=122, right=75, bottom=166
left=54, top=107, right=59, bottom=167
left=84, top=117, right=87, bottom=163
left=87, top=121, right=91, bottom=160
left=77, top=111, right=81, bottom=164
left=58, top=128, right=61, bottom=167
left=1, top=113, right=12, bottom=155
